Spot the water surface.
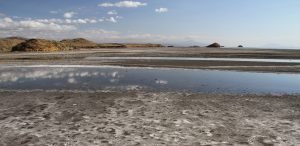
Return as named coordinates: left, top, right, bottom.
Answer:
left=85, top=57, right=300, bottom=63
left=0, top=66, right=300, bottom=93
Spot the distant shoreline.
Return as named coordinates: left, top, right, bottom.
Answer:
left=1, top=47, right=300, bottom=73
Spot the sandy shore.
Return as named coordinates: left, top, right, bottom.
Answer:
left=0, top=90, right=299, bottom=145
left=1, top=47, right=300, bottom=73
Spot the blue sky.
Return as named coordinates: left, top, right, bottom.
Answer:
left=0, top=0, right=300, bottom=48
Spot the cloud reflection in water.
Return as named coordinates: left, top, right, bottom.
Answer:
left=0, top=67, right=129, bottom=90
left=1, top=66, right=299, bottom=94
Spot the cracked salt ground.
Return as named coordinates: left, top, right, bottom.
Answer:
left=0, top=91, right=299, bottom=145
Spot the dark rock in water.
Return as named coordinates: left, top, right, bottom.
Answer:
left=167, top=45, right=174, bottom=47
left=238, top=45, right=243, bottom=48
left=206, top=43, right=221, bottom=48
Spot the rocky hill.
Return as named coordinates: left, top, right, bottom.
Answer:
left=206, top=43, right=221, bottom=48
left=60, top=38, right=98, bottom=49
left=0, top=37, right=27, bottom=52
left=12, top=39, right=65, bottom=52
left=3, top=37, right=165, bottom=52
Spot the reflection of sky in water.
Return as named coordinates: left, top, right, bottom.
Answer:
left=1, top=67, right=300, bottom=94
left=86, top=57, right=300, bottom=63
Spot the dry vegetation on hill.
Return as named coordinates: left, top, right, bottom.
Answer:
left=0, top=37, right=26, bottom=52
left=11, top=39, right=68, bottom=52
left=60, top=38, right=98, bottom=49
left=0, top=37, right=165, bottom=52
left=97, top=43, right=126, bottom=48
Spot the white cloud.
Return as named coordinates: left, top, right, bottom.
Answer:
left=0, top=17, right=119, bottom=40
left=63, top=12, right=76, bottom=19
left=98, top=3, right=114, bottom=7
left=3, top=17, right=13, bottom=23
left=0, top=17, right=76, bottom=32
left=98, top=1, right=147, bottom=8
left=106, top=17, right=117, bottom=23
left=89, top=19, right=97, bottom=23
left=36, top=18, right=64, bottom=24
left=74, top=19, right=87, bottom=24
left=50, top=11, right=58, bottom=14
left=0, top=16, right=206, bottom=45
left=0, top=19, right=207, bottom=45
left=73, top=19, right=97, bottom=24
left=116, top=16, right=122, bottom=19
left=155, top=8, right=168, bottom=13
left=65, top=19, right=72, bottom=24
left=19, top=20, right=75, bottom=31
left=34, top=18, right=110, bottom=25
left=59, top=17, right=119, bottom=24
left=107, top=10, right=118, bottom=15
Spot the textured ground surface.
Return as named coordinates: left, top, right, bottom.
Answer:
left=0, top=90, right=299, bottom=145
left=1, top=47, right=300, bottom=73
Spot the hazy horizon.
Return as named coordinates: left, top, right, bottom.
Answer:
left=1, top=0, right=300, bottom=49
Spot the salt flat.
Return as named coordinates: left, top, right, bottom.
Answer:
left=0, top=47, right=300, bottom=145
left=0, top=90, right=299, bottom=145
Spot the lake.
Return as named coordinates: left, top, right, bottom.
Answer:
left=85, top=57, right=300, bottom=63
left=0, top=65, right=300, bottom=94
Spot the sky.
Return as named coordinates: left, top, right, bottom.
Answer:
left=0, top=0, right=300, bottom=48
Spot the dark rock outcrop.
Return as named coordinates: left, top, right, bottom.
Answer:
left=206, top=43, right=221, bottom=48
left=0, top=37, right=27, bottom=52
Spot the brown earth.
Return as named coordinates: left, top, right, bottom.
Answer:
left=11, top=39, right=67, bottom=52
left=0, top=90, right=299, bottom=145
left=124, top=43, right=164, bottom=48
left=0, top=37, right=26, bottom=52
left=59, top=38, right=164, bottom=49
left=2, top=37, right=165, bottom=52
left=60, top=38, right=99, bottom=49
left=97, top=43, right=126, bottom=48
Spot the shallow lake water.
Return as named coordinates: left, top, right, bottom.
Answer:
left=85, top=57, right=300, bottom=63
left=0, top=65, right=300, bottom=94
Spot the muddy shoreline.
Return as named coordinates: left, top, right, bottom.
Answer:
left=1, top=47, right=300, bottom=73
left=0, top=90, right=299, bottom=145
